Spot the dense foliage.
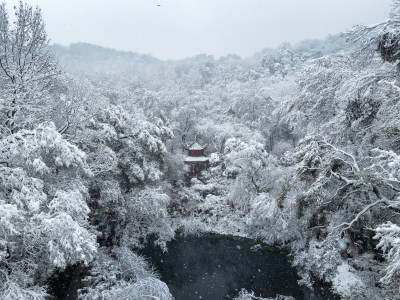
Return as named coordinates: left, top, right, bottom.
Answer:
left=1, top=1, right=400, bottom=299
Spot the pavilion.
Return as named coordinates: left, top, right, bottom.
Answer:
left=184, top=139, right=209, bottom=174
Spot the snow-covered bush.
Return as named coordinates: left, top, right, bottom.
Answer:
left=234, top=288, right=295, bottom=300
left=78, top=248, right=172, bottom=300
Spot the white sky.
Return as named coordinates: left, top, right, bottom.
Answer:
left=5, top=0, right=393, bottom=60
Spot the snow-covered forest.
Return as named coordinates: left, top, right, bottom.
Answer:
left=1, top=1, right=400, bottom=299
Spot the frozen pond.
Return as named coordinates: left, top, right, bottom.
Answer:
left=140, top=234, right=328, bottom=300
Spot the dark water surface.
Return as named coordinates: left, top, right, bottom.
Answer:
left=140, top=234, right=326, bottom=300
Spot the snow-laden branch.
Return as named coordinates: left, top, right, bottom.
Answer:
left=331, top=198, right=392, bottom=234
left=317, top=139, right=360, bottom=172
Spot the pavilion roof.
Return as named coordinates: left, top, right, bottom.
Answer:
left=186, top=141, right=207, bottom=151
left=185, top=156, right=209, bottom=162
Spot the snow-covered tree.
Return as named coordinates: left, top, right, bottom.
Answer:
left=0, top=123, right=96, bottom=298
left=121, top=187, right=175, bottom=251
left=374, top=222, right=400, bottom=286
left=224, top=139, right=279, bottom=193
left=344, top=0, right=400, bottom=67
left=0, top=2, right=59, bottom=135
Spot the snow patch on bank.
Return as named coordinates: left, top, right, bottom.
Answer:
left=331, top=262, right=366, bottom=298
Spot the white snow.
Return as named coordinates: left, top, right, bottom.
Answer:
left=185, top=156, right=209, bottom=162
left=186, top=141, right=207, bottom=151
left=331, top=263, right=366, bottom=298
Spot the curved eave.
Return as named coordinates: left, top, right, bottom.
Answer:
left=184, top=156, right=209, bottom=163
left=185, top=141, right=208, bottom=151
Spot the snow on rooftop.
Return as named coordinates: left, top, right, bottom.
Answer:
left=185, top=156, right=209, bottom=162
left=186, top=141, right=207, bottom=150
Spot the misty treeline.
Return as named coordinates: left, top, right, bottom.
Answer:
left=1, top=0, right=400, bottom=299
